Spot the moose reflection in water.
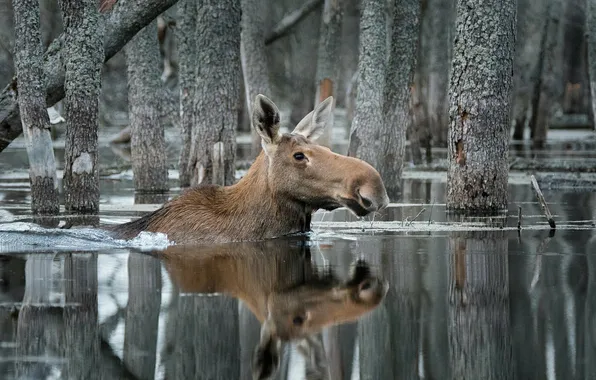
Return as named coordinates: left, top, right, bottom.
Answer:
left=108, top=94, right=389, bottom=244
left=157, top=237, right=388, bottom=379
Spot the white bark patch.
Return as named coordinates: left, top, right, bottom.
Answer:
left=72, top=152, right=93, bottom=174
left=197, top=164, right=206, bottom=184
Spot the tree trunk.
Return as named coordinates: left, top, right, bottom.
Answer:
left=176, top=0, right=196, bottom=188
left=587, top=0, right=596, bottom=130
left=314, top=0, right=343, bottom=148
left=12, top=0, right=59, bottom=215
left=446, top=0, right=516, bottom=212
left=348, top=0, right=420, bottom=200
left=337, top=0, right=359, bottom=111
left=125, top=18, right=168, bottom=193
left=511, top=0, right=548, bottom=140
left=288, top=1, right=321, bottom=126
left=425, top=0, right=453, bottom=148
left=562, top=0, right=587, bottom=115
left=532, top=0, right=566, bottom=148
left=348, top=0, right=386, bottom=179
left=0, top=0, right=15, bottom=85
left=0, top=0, right=178, bottom=154
left=241, top=0, right=272, bottom=159
left=189, top=0, right=241, bottom=186
left=60, top=0, right=104, bottom=215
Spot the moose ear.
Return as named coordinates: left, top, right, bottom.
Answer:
left=252, top=318, right=281, bottom=380
left=252, top=94, right=282, bottom=156
left=292, top=96, right=334, bottom=141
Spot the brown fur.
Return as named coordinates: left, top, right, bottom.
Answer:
left=108, top=95, right=389, bottom=245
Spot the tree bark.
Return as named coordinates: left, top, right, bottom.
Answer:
left=348, top=0, right=420, bottom=200
left=446, top=0, right=516, bottom=212
left=11, top=0, right=59, bottom=215
left=348, top=0, right=386, bottom=177
left=533, top=0, right=566, bottom=148
left=587, top=0, right=596, bottom=131
left=0, top=0, right=178, bottom=154
left=189, top=0, right=240, bottom=186
left=125, top=17, right=168, bottom=193
left=314, top=0, right=343, bottom=148
left=177, top=0, right=196, bottom=188
left=241, top=0, right=272, bottom=158
left=60, top=0, right=104, bottom=214
left=511, top=0, right=548, bottom=140
left=0, top=0, right=15, bottom=85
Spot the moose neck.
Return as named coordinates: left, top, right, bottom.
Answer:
left=223, top=151, right=310, bottom=238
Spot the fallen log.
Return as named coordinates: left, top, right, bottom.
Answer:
left=0, top=0, right=178, bottom=153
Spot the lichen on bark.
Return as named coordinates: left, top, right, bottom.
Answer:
left=447, top=0, right=516, bottom=212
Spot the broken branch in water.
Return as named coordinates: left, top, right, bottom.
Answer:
left=530, top=175, right=556, bottom=229
left=406, top=208, right=426, bottom=227
left=517, top=206, right=522, bottom=230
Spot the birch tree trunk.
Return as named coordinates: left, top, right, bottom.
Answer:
left=314, top=0, right=343, bottom=148
left=348, top=0, right=420, bottom=199
left=446, top=0, right=516, bottom=212
left=176, top=0, right=197, bottom=188
left=12, top=0, right=59, bottom=215
left=189, top=0, right=240, bottom=186
left=587, top=0, right=596, bottom=130
left=241, top=0, right=272, bottom=158
left=60, top=0, right=104, bottom=215
left=125, top=18, right=168, bottom=193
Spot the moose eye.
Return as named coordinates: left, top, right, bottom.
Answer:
left=292, top=315, right=305, bottom=326
left=293, top=152, right=305, bottom=161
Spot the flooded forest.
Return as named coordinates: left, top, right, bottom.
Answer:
left=0, top=0, right=596, bottom=379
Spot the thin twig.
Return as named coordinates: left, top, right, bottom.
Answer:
left=530, top=175, right=556, bottom=229
left=406, top=208, right=426, bottom=227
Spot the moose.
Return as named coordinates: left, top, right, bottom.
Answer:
left=109, top=94, right=389, bottom=244
left=157, top=237, right=388, bottom=379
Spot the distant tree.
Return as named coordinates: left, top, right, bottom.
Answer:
left=424, top=0, right=453, bottom=148
left=533, top=0, right=566, bottom=148
left=447, top=0, right=516, bottom=212
left=511, top=0, right=548, bottom=140
left=587, top=0, right=596, bottom=130
left=348, top=0, right=420, bottom=199
left=313, top=0, right=343, bottom=148
left=188, top=0, right=241, bottom=186
left=240, top=0, right=272, bottom=158
left=12, top=0, right=59, bottom=215
left=60, top=0, right=104, bottom=215
left=177, top=0, right=197, bottom=188
left=125, top=15, right=168, bottom=194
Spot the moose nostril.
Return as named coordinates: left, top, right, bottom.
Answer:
left=357, top=190, right=374, bottom=209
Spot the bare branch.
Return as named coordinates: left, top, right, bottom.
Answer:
left=264, top=0, right=323, bottom=45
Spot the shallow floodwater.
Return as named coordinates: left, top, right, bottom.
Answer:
left=1, top=129, right=596, bottom=379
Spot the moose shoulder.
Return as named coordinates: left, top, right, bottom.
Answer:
left=108, top=95, right=389, bottom=244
